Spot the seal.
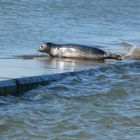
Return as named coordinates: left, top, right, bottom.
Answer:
left=38, top=42, right=122, bottom=60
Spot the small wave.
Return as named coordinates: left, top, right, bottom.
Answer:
left=118, top=42, right=140, bottom=60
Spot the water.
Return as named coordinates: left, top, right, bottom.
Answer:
left=0, top=0, right=140, bottom=139
left=0, top=63, right=140, bottom=139
left=0, top=0, right=140, bottom=57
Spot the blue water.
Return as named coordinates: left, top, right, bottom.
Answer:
left=0, top=0, right=140, bottom=139
left=0, top=0, right=140, bottom=57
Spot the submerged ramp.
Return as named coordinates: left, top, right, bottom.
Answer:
left=0, top=57, right=102, bottom=96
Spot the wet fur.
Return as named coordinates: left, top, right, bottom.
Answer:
left=39, top=43, right=122, bottom=60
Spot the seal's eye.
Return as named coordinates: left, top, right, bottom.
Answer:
left=40, top=46, right=43, bottom=48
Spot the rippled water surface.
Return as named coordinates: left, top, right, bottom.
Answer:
left=0, top=62, right=140, bottom=139
left=0, top=0, right=140, bottom=139
left=0, top=0, right=140, bottom=57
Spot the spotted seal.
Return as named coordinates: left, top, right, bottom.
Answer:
left=38, top=42, right=122, bottom=60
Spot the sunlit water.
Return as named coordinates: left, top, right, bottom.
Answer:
left=0, top=0, right=140, bottom=139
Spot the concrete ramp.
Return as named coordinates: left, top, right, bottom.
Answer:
left=0, top=57, right=102, bottom=96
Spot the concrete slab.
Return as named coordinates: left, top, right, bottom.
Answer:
left=0, top=57, right=102, bottom=78
left=0, top=79, right=17, bottom=96
left=0, top=57, right=104, bottom=95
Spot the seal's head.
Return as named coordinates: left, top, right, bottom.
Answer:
left=38, top=42, right=53, bottom=53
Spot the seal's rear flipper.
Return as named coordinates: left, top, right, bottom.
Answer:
left=104, top=52, right=123, bottom=60
left=112, top=54, right=123, bottom=60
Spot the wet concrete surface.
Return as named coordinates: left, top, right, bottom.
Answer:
left=0, top=56, right=103, bottom=95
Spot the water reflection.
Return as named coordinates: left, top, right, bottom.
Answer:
left=53, top=58, right=76, bottom=72
left=35, top=56, right=104, bottom=72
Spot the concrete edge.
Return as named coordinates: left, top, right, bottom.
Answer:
left=0, top=68, right=93, bottom=96
left=0, top=80, right=17, bottom=96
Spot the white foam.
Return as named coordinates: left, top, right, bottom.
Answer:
left=121, top=42, right=140, bottom=59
